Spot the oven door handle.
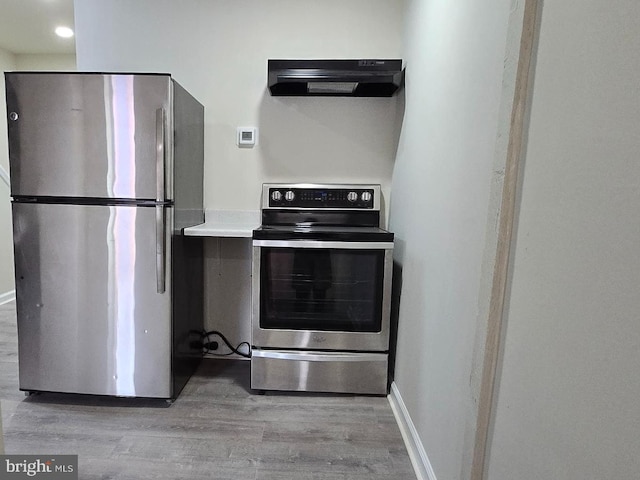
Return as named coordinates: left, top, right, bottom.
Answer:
left=252, top=240, right=394, bottom=249
left=252, top=350, right=387, bottom=363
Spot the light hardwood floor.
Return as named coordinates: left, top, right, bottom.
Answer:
left=0, top=301, right=416, bottom=479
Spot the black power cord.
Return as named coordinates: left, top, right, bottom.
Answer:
left=203, top=330, right=251, bottom=358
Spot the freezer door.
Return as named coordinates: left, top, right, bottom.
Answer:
left=12, top=202, right=173, bottom=398
left=5, top=73, right=172, bottom=200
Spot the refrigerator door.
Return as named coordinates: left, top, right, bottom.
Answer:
left=12, top=202, right=173, bottom=398
left=5, top=73, right=172, bottom=201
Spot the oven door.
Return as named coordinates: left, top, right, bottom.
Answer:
left=252, top=239, right=393, bottom=352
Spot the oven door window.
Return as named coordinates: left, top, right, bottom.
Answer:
left=260, top=248, right=385, bottom=332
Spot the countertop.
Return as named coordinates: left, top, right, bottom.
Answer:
left=183, top=210, right=260, bottom=238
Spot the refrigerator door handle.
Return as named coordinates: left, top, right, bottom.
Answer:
left=156, top=108, right=166, bottom=202
left=156, top=205, right=166, bottom=294
left=155, top=108, right=167, bottom=294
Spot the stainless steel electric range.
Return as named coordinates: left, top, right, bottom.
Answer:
left=251, top=183, right=394, bottom=395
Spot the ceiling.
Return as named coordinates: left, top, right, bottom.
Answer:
left=0, top=0, right=75, bottom=55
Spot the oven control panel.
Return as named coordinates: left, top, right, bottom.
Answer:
left=265, top=185, right=379, bottom=209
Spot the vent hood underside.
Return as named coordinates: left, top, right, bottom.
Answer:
left=268, top=59, right=404, bottom=97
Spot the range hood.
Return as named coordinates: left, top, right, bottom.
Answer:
left=268, top=59, right=404, bottom=97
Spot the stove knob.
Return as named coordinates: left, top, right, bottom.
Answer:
left=361, top=191, right=372, bottom=203
left=347, top=191, right=358, bottom=202
left=285, top=190, right=295, bottom=202
left=271, top=190, right=282, bottom=202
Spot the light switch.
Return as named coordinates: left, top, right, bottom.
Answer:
left=237, top=127, right=257, bottom=147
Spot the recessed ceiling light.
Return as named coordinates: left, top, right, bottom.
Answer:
left=55, top=26, right=74, bottom=38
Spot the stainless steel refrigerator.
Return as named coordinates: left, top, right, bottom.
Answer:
left=5, top=72, right=205, bottom=400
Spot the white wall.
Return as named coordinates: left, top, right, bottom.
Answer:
left=15, top=54, right=76, bottom=71
left=74, top=0, right=405, bottom=342
left=389, top=0, right=512, bottom=478
left=74, top=0, right=405, bottom=212
left=486, top=1, right=640, bottom=479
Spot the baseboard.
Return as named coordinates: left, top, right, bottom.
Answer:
left=0, top=164, right=10, bottom=188
left=388, top=381, right=437, bottom=480
left=0, top=290, right=15, bottom=305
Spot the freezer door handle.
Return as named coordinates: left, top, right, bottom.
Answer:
left=156, top=205, right=166, bottom=293
left=156, top=108, right=166, bottom=202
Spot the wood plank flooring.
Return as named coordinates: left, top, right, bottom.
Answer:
left=0, top=301, right=416, bottom=479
